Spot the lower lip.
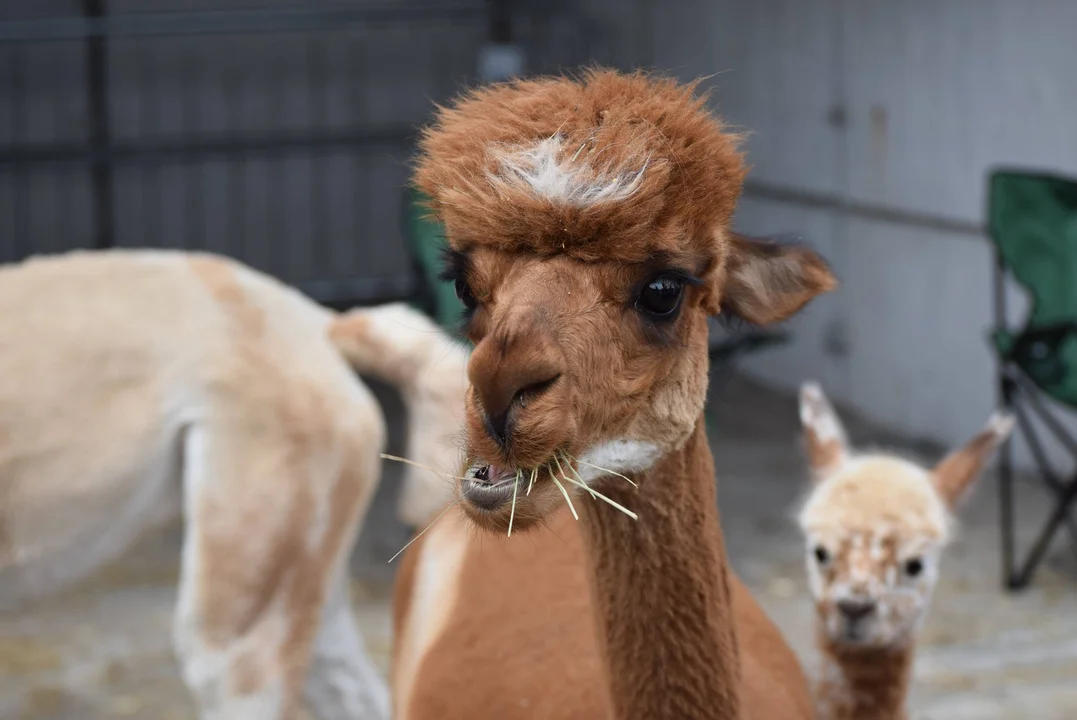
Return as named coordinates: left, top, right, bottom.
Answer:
left=461, top=466, right=519, bottom=510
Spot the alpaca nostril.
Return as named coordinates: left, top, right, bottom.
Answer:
left=837, top=599, right=876, bottom=622
left=485, top=410, right=509, bottom=447
left=482, top=373, right=561, bottom=448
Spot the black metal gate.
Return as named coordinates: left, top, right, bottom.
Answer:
left=0, top=1, right=598, bottom=308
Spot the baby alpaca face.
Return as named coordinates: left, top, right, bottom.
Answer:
left=797, top=382, right=1013, bottom=649
left=801, top=458, right=947, bottom=647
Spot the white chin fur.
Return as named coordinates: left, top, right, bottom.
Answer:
left=575, top=439, right=661, bottom=484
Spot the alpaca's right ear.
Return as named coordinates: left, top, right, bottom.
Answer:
left=719, top=233, right=837, bottom=324
left=799, top=381, right=849, bottom=477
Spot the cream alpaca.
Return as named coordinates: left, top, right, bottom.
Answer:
left=330, top=303, right=470, bottom=527
left=798, top=382, right=1014, bottom=720
left=0, top=249, right=406, bottom=720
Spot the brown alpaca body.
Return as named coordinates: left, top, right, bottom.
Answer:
left=393, top=419, right=812, bottom=720
left=405, top=69, right=836, bottom=719
left=814, top=632, right=912, bottom=720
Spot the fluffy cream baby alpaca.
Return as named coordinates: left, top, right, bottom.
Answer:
left=797, top=382, right=1013, bottom=720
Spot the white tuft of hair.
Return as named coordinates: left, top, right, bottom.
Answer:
left=487, top=134, right=648, bottom=207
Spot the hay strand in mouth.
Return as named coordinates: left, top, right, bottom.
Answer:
left=507, top=470, right=520, bottom=537
left=571, top=456, right=638, bottom=488
left=558, top=451, right=638, bottom=521
left=526, top=467, right=538, bottom=496
left=388, top=498, right=461, bottom=563
left=554, top=453, right=595, bottom=504
left=560, top=472, right=638, bottom=520
left=380, top=453, right=471, bottom=482
left=549, top=473, right=578, bottom=520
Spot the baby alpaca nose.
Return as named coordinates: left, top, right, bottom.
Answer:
left=468, top=328, right=564, bottom=448
left=837, top=598, right=876, bottom=622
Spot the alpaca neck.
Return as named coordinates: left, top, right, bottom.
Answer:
left=576, top=417, right=742, bottom=720
left=814, top=629, right=914, bottom=720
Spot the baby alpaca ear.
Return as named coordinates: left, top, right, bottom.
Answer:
left=799, top=381, right=849, bottom=477
left=719, top=233, right=837, bottom=324
left=932, top=413, right=1015, bottom=508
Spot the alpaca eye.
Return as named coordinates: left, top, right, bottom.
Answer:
left=454, top=276, right=477, bottom=310
left=636, top=275, right=685, bottom=318
left=813, top=545, right=829, bottom=564
left=904, top=558, right=924, bottom=577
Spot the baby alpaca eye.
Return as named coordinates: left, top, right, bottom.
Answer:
left=813, top=545, right=829, bottom=564
left=904, top=557, right=924, bottom=577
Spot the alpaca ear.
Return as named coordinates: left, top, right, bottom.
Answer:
left=719, top=233, right=837, bottom=324
left=799, top=381, right=849, bottom=477
left=932, top=413, right=1015, bottom=508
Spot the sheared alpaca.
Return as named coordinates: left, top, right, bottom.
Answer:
left=0, top=249, right=395, bottom=720
left=330, top=303, right=469, bottom=529
left=392, top=68, right=837, bottom=719
left=797, top=382, right=1014, bottom=720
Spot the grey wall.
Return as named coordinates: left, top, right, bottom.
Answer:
left=643, top=0, right=1077, bottom=470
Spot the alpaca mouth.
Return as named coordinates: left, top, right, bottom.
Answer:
left=461, top=463, right=520, bottom=511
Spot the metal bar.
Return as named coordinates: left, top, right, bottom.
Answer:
left=1013, top=468, right=1077, bottom=588
left=140, top=40, right=163, bottom=248
left=0, top=4, right=489, bottom=42
left=1012, top=370, right=1077, bottom=457
left=1011, top=399, right=1077, bottom=552
left=999, top=368, right=1019, bottom=589
left=10, top=45, right=29, bottom=259
left=269, top=39, right=287, bottom=278
left=183, top=39, right=202, bottom=250
left=84, top=0, right=113, bottom=251
left=224, top=54, right=245, bottom=263
left=742, top=180, right=985, bottom=238
left=0, top=127, right=416, bottom=165
left=308, top=33, right=328, bottom=276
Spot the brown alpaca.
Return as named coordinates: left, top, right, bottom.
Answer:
left=392, top=69, right=836, bottom=719
left=798, top=383, right=1014, bottom=720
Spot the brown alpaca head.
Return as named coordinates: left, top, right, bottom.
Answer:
left=416, top=69, right=836, bottom=532
left=798, top=382, right=1014, bottom=648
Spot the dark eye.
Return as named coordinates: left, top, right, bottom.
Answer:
left=904, top=558, right=923, bottom=577
left=813, top=545, right=829, bottom=564
left=454, top=276, right=477, bottom=310
left=636, top=275, right=686, bottom=318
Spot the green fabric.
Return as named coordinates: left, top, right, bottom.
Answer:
left=403, top=188, right=467, bottom=333
left=988, top=170, right=1077, bottom=407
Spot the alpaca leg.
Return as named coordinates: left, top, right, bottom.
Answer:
left=303, top=570, right=391, bottom=720
left=172, top=423, right=356, bottom=720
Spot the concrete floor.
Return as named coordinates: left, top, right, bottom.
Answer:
left=2, top=373, right=1077, bottom=719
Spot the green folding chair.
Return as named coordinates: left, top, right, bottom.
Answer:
left=987, top=168, right=1077, bottom=590
left=402, top=187, right=467, bottom=335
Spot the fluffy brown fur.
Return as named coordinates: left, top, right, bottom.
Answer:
left=416, top=69, right=744, bottom=264
left=815, top=630, right=914, bottom=720
left=398, top=68, right=837, bottom=720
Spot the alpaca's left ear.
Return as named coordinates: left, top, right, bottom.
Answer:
left=932, top=413, right=1015, bottom=507
left=718, top=232, right=837, bottom=324
left=799, top=381, right=849, bottom=477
